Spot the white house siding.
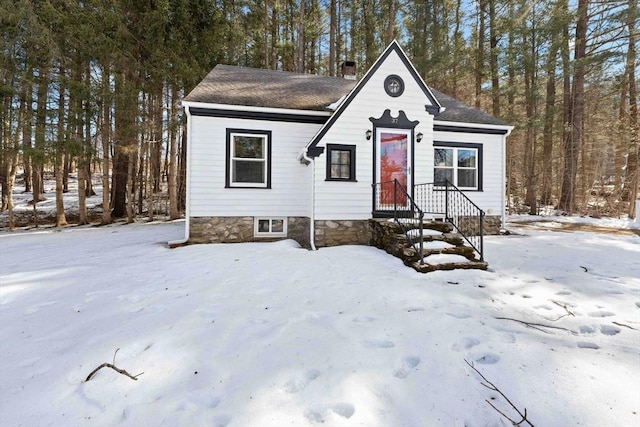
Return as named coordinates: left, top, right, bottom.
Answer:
left=189, top=113, right=320, bottom=218
left=313, top=50, right=438, bottom=220
left=431, top=130, right=506, bottom=219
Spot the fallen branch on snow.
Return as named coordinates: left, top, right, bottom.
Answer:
left=495, top=316, right=576, bottom=335
left=612, top=321, right=637, bottom=330
left=465, top=359, right=535, bottom=426
left=85, top=348, right=144, bottom=382
left=548, top=300, right=575, bottom=321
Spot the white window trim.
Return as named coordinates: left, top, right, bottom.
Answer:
left=434, top=146, right=479, bottom=191
left=229, top=131, right=269, bottom=188
left=254, top=217, right=288, bottom=237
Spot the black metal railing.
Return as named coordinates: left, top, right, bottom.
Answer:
left=414, top=180, right=485, bottom=261
left=372, top=180, right=425, bottom=265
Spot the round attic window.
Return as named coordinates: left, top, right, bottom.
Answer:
left=384, top=75, right=404, bottom=97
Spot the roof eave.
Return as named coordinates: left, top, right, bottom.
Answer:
left=182, top=100, right=332, bottom=117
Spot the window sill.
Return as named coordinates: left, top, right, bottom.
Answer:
left=324, top=178, right=358, bottom=182
left=226, top=185, right=271, bottom=189
left=434, top=187, right=482, bottom=192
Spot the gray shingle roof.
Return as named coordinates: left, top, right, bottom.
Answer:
left=183, top=64, right=357, bottom=111
left=184, top=64, right=509, bottom=127
left=429, top=88, right=509, bottom=127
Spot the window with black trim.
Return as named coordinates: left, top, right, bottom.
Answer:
left=226, top=129, right=271, bottom=188
left=326, top=144, right=356, bottom=181
left=434, top=142, right=483, bottom=191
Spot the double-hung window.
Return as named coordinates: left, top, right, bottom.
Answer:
left=434, top=143, right=482, bottom=191
left=326, top=144, right=356, bottom=181
left=226, top=129, right=271, bottom=188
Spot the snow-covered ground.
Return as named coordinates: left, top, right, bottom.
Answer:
left=0, top=219, right=639, bottom=426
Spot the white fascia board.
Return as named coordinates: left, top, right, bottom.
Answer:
left=433, top=120, right=514, bottom=133
left=181, top=100, right=332, bottom=118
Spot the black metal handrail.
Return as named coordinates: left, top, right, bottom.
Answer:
left=372, top=180, right=425, bottom=265
left=414, top=180, right=485, bottom=261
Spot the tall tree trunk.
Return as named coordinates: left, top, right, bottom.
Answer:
left=55, top=65, right=67, bottom=227
left=32, top=68, right=48, bottom=204
left=297, top=0, right=305, bottom=73
left=329, top=0, right=336, bottom=76
left=178, top=113, right=187, bottom=211
left=1, top=96, right=19, bottom=219
left=169, top=86, right=180, bottom=219
left=452, top=0, right=463, bottom=98
left=625, top=0, right=639, bottom=216
left=126, top=150, right=135, bottom=223
left=111, top=69, right=136, bottom=218
left=541, top=42, right=560, bottom=205
left=84, top=62, right=94, bottom=199
left=475, top=0, right=486, bottom=109
left=559, top=0, right=588, bottom=213
left=385, top=0, right=396, bottom=44
left=22, top=79, right=33, bottom=193
left=151, top=85, right=163, bottom=193
left=100, top=65, right=112, bottom=224
left=489, top=0, right=500, bottom=117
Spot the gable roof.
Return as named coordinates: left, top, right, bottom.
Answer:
left=183, top=64, right=357, bottom=111
left=183, top=41, right=510, bottom=132
left=305, top=40, right=503, bottom=157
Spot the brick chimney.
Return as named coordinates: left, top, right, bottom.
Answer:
left=340, top=61, right=356, bottom=80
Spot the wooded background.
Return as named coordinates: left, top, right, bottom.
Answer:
left=1, top=0, right=638, bottom=227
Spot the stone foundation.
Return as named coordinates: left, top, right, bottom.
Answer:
left=188, top=215, right=497, bottom=249
left=456, top=215, right=502, bottom=235
left=189, top=216, right=311, bottom=248
left=484, top=215, right=502, bottom=235
left=314, top=220, right=371, bottom=247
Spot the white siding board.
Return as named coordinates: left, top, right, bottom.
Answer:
left=189, top=115, right=318, bottom=217
left=313, top=49, right=438, bottom=220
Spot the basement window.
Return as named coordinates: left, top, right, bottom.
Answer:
left=254, top=218, right=287, bottom=237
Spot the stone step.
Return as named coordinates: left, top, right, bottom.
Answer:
left=368, top=218, right=487, bottom=273
left=411, top=261, right=489, bottom=273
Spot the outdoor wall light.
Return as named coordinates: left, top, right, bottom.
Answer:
left=416, top=132, right=424, bottom=143
left=365, top=129, right=372, bottom=140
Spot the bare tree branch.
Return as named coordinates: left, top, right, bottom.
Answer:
left=465, top=359, right=535, bottom=426
left=495, top=316, right=576, bottom=334
left=85, top=348, right=144, bottom=382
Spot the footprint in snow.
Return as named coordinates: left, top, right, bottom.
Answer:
left=577, top=341, right=600, bottom=350
left=579, top=325, right=597, bottom=334
left=361, top=339, right=395, bottom=349
left=635, top=302, right=640, bottom=309
left=446, top=312, right=471, bottom=319
left=304, top=403, right=355, bottom=423
left=284, top=369, right=320, bottom=393
left=211, top=414, right=232, bottom=427
left=556, top=290, right=572, bottom=296
left=588, top=310, right=615, bottom=318
left=451, top=337, right=480, bottom=351
left=473, top=353, right=500, bottom=365
left=187, top=391, right=221, bottom=409
left=352, top=316, right=375, bottom=323
left=599, top=325, right=621, bottom=336
left=393, top=356, right=421, bottom=379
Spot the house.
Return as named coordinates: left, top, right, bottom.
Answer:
left=176, top=41, right=512, bottom=256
